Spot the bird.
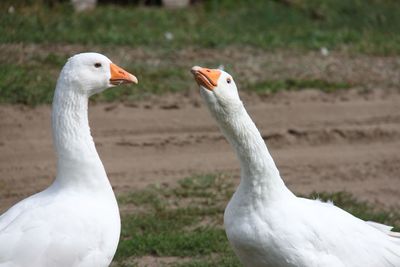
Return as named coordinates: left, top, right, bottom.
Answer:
left=0, top=52, right=137, bottom=267
left=190, top=65, right=400, bottom=267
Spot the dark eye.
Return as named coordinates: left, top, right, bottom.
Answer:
left=94, top=63, right=102, bottom=68
left=226, top=78, right=232, bottom=84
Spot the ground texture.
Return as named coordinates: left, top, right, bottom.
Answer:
left=1, top=87, right=399, bottom=214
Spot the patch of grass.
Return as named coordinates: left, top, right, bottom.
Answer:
left=0, top=57, right=193, bottom=106
left=113, top=174, right=400, bottom=266
left=0, top=64, right=55, bottom=105
left=0, top=52, right=70, bottom=106
left=172, top=250, right=241, bottom=267
left=1, top=0, right=399, bottom=104
left=96, top=65, right=191, bottom=103
left=115, top=174, right=235, bottom=265
left=0, top=0, right=400, bottom=105
left=248, top=79, right=352, bottom=94
left=118, top=228, right=228, bottom=258
left=0, top=57, right=355, bottom=105
left=1, top=0, right=400, bottom=54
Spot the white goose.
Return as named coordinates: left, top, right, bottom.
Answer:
left=191, top=66, right=400, bottom=267
left=0, top=53, right=137, bottom=267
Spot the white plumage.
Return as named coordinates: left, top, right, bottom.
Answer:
left=0, top=53, right=137, bottom=267
left=191, top=65, right=400, bottom=267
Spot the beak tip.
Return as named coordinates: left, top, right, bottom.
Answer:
left=130, top=74, right=138, bottom=84
left=191, top=66, right=203, bottom=75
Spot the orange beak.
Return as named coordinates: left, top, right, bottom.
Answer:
left=110, top=63, right=138, bottom=85
left=191, top=66, right=221, bottom=90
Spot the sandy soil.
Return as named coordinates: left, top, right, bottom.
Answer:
left=0, top=88, right=400, bottom=213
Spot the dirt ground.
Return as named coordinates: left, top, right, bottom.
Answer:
left=0, top=88, right=399, bottom=213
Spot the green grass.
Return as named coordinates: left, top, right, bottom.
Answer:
left=0, top=62, right=355, bottom=106
left=1, top=0, right=399, bottom=105
left=0, top=54, right=193, bottom=105
left=115, top=174, right=234, bottom=265
left=112, top=174, right=400, bottom=266
left=1, top=0, right=400, bottom=54
left=0, top=64, right=53, bottom=105
left=0, top=49, right=357, bottom=106
left=0, top=52, right=64, bottom=105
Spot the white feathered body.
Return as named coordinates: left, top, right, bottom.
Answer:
left=0, top=183, right=120, bottom=267
left=225, top=189, right=400, bottom=267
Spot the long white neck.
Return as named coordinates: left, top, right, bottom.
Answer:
left=51, top=71, right=109, bottom=190
left=210, top=100, right=291, bottom=201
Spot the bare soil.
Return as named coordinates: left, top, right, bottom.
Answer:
left=1, top=88, right=399, bottom=214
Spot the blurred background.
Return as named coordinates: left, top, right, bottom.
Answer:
left=1, top=0, right=400, bottom=104
left=0, top=0, right=400, bottom=266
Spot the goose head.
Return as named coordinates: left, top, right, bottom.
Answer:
left=191, top=66, right=241, bottom=116
left=60, top=52, right=138, bottom=96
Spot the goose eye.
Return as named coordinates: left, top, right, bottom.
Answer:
left=94, top=63, right=102, bottom=68
left=227, top=78, right=232, bottom=84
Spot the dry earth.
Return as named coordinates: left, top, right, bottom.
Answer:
left=1, top=88, right=399, bottom=213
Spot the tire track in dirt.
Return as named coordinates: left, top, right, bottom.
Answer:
left=0, top=89, right=399, bottom=213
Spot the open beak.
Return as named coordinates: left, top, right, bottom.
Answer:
left=191, top=66, right=221, bottom=91
left=110, top=63, right=138, bottom=85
